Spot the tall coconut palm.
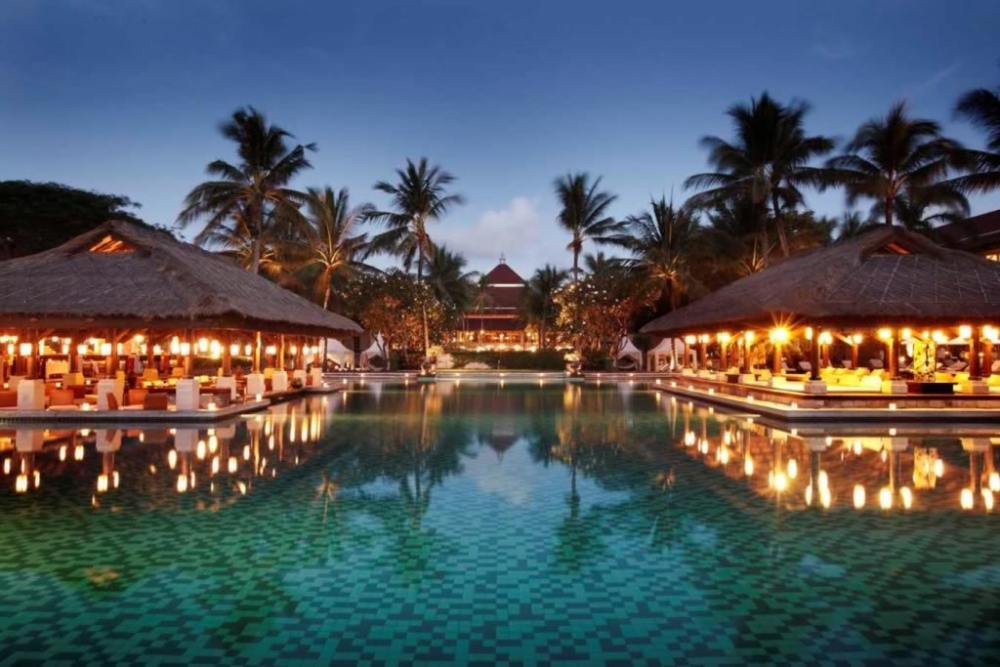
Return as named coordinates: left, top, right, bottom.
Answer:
left=952, top=85, right=1000, bottom=194
left=178, top=106, right=315, bottom=274
left=300, top=187, right=373, bottom=310
left=825, top=102, right=964, bottom=227
left=616, top=197, right=701, bottom=310
left=685, top=93, right=834, bottom=262
left=553, top=173, right=622, bottom=282
left=366, top=158, right=464, bottom=355
left=425, top=244, right=477, bottom=317
left=522, top=265, right=567, bottom=349
left=366, top=159, right=464, bottom=280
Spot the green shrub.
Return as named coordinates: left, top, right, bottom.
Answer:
left=446, top=349, right=567, bottom=370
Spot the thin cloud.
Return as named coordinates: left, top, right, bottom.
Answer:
left=811, top=36, right=859, bottom=61
left=435, top=196, right=542, bottom=266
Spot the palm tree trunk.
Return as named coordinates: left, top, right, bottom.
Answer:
left=771, top=192, right=790, bottom=258
left=322, top=283, right=331, bottom=310
left=885, top=193, right=894, bottom=226
left=417, top=253, right=429, bottom=356
left=249, top=198, right=263, bottom=274
left=539, top=319, right=547, bottom=350
left=759, top=206, right=770, bottom=268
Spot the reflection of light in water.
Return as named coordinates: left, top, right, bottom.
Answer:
left=853, top=440, right=862, bottom=455
left=934, top=459, right=945, bottom=477
left=787, top=459, right=798, bottom=479
left=744, top=457, right=754, bottom=477
left=879, top=486, right=892, bottom=510
left=698, top=439, right=709, bottom=455
left=97, top=474, right=109, bottom=493
left=228, top=456, right=238, bottom=474
left=900, top=486, right=913, bottom=509
left=3, top=458, right=10, bottom=474
left=58, top=445, right=67, bottom=462
left=176, top=475, right=188, bottom=493
left=961, top=488, right=974, bottom=510
left=719, top=447, right=729, bottom=464
left=243, top=445, right=250, bottom=460
left=15, top=474, right=28, bottom=493
left=208, top=435, right=218, bottom=454
left=805, top=483, right=812, bottom=505
left=683, top=431, right=695, bottom=447
left=819, top=486, right=831, bottom=508
left=167, top=450, right=177, bottom=469
left=990, top=473, right=1000, bottom=492
left=211, top=457, right=220, bottom=475
left=237, top=481, right=247, bottom=495
left=853, top=485, right=866, bottom=509
left=983, top=489, right=995, bottom=512
left=775, top=471, right=787, bottom=492
left=196, top=440, right=206, bottom=460
left=74, top=445, right=84, bottom=461
left=268, top=435, right=275, bottom=450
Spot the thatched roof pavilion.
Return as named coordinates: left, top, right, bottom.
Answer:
left=643, top=226, right=1000, bottom=334
left=0, top=219, right=361, bottom=336
left=641, top=227, right=1000, bottom=383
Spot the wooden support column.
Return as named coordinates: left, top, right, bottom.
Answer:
left=185, top=328, right=194, bottom=377
left=253, top=331, right=262, bottom=373
left=29, top=329, right=40, bottom=379
left=969, top=326, right=982, bottom=380
left=887, top=333, right=898, bottom=379
left=851, top=341, right=859, bottom=370
left=741, top=334, right=752, bottom=374
left=772, top=341, right=782, bottom=375
left=146, top=329, right=155, bottom=369
left=278, top=335, right=286, bottom=371
left=983, top=331, right=993, bottom=378
left=110, top=328, right=120, bottom=376
left=698, top=338, right=707, bottom=370
left=809, top=332, right=821, bottom=381
left=222, top=331, right=233, bottom=375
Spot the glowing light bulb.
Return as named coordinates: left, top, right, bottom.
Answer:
left=74, top=445, right=84, bottom=461
left=196, top=440, right=207, bottom=460
left=960, top=488, right=974, bottom=510
left=96, top=474, right=109, bottom=493
left=934, top=459, right=944, bottom=478
left=176, top=474, right=188, bottom=493
left=853, top=484, right=866, bottom=509
left=228, top=456, right=238, bottom=474
left=983, top=489, right=995, bottom=512
left=900, top=486, right=913, bottom=510
left=684, top=431, right=695, bottom=447
left=58, top=445, right=67, bottom=462
left=211, top=456, right=220, bottom=475
left=167, top=449, right=177, bottom=470
left=879, top=486, right=892, bottom=510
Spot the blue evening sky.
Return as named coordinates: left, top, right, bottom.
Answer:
left=2, top=0, right=999, bottom=275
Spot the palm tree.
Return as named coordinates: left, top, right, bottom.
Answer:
left=199, top=204, right=304, bottom=285
left=299, top=187, right=373, bottom=309
left=425, top=244, right=477, bottom=316
left=616, top=197, right=701, bottom=310
left=825, top=102, right=964, bottom=227
left=522, top=265, right=567, bottom=349
left=952, top=85, right=1000, bottom=194
left=366, top=158, right=464, bottom=354
left=685, top=93, right=834, bottom=262
left=553, top=173, right=622, bottom=282
left=178, top=106, right=315, bottom=274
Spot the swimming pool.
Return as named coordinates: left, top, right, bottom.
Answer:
left=1, top=382, right=998, bottom=663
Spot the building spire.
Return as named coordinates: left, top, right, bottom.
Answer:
left=499, top=252, right=506, bottom=264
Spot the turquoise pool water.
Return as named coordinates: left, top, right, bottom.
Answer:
left=1, top=382, right=998, bottom=663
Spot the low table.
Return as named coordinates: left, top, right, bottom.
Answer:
left=906, top=381, right=955, bottom=395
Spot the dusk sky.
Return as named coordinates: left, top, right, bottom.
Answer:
left=3, top=0, right=999, bottom=274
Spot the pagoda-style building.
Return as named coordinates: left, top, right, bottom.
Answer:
left=457, top=256, right=535, bottom=350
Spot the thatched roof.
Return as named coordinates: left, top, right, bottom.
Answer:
left=0, top=220, right=362, bottom=336
left=641, top=226, right=1000, bottom=335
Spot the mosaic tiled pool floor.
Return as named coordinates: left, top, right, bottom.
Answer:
left=0, top=384, right=998, bottom=663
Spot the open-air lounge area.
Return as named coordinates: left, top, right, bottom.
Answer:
left=642, top=226, right=1000, bottom=412
left=0, top=220, right=361, bottom=421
